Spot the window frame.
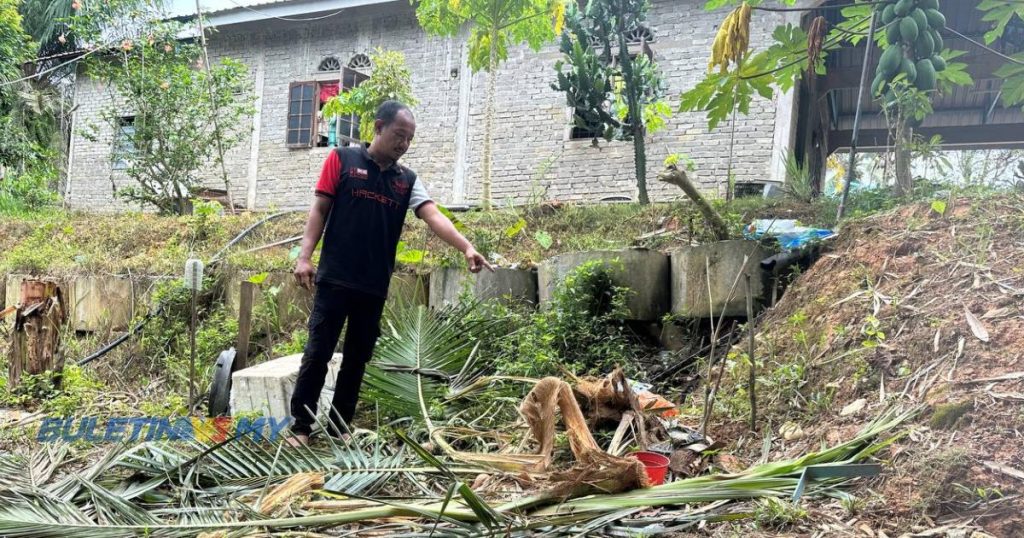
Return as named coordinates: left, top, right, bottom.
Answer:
left=286, top=81, right=317, bottom=148
left=287, top=67, right=370, bottom=149
left=112, top=115, right=136, bottom=170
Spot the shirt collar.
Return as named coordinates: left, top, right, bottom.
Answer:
left=361, top=145, right=402, bottom=173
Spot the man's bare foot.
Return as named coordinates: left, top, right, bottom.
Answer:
left=285, top=434, right=309, bottom=447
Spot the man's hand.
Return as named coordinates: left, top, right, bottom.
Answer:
left=464, top=246, right=494, bottom=273
left=294, top=258, right=316, bottom=290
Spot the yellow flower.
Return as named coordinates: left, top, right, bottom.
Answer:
left=449, top=0, right=460, bottom=10
left=553, top=1, right=565, bottom=35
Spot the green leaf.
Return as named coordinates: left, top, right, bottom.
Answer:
left=534, top=230, right=553, bottom=250
left=288, top=245, right=301, bottom=261
left=994, top=52, right=1024, bottom=109
left=977, top=0, right=1024, bottom=44
left=396, top=248, right=425, bottom=265
left=437, top=204, right=466, bottom=233
left=504, top=217, right=527, bottom=238
left=247, top=272, right=269, bottom=284
left=931, top=200, right=947, bottom=216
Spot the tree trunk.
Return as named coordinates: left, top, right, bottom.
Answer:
left=658, top=166, right=730, bottom=241
left=481, top=32, right=497, bottom=211
left=9, top=279, right=69, bottom=389
left=616, top=19, right=649, bottom=204
left=895, top=123, right=912, bottom=197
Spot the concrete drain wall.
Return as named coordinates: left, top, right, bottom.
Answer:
left=669, top=240, right=768, bottom=318
left=537, top=249, right=671, bottom=321
left=428, top=267, right=538, bottom=308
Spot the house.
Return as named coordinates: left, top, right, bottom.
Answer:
left=65, top=0, right=798, bottom=211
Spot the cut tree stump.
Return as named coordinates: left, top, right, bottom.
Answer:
left=9, top=279, right=69, bottom=389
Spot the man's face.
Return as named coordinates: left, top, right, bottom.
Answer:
left=374, top=110, right=416, bottom=162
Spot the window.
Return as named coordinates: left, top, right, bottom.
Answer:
left=348, top=54, right=372, bottom=70
left=112, top=116, right=136, bottom=170
left=287, top=82, right=316, bottom=147
left=287, top=67, right=369, bottom=149
left=318, top=56, right=341, bottom=72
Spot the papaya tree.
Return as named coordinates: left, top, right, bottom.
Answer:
left=551, top=0, right=670, bottom=204
left=680, top=0, right=970, bottom=199
left=414, top=0, right=565, bottom=209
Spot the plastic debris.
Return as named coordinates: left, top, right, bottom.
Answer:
left=745, top=218, right=835, bottom=250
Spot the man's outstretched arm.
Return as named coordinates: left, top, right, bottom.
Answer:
left=417, top=202, right=494, bottom=273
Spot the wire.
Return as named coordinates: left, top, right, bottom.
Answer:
left=0, top=45, right=105, bottom=88
left=942, top=25, right=1024, bottom=67
left=215, top=0, right=349, bottom=22
left=752, top=0, right=889, bottom=13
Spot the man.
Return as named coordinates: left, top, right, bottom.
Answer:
left=289, top=100, right=491, bottom=446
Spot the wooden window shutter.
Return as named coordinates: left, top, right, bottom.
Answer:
left=286, top=81, right=316, bottom=147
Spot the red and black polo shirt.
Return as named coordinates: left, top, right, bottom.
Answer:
left=313, top=146, right=427, bottom=298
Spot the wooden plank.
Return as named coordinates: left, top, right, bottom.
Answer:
left=236, top=281, right=255, bottom=371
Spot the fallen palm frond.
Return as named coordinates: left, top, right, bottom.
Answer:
left=362, top=302, right=504, bottom=419
left=0, top=406, right=920, bottom=536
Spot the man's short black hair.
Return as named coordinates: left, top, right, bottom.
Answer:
left=376, top=100, right=413, bottom=126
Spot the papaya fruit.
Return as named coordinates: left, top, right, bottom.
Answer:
left=931, top=29, right=944, bottom=52
left=919, top=0, right=939, bottom=10
left=915, top=30, right=935, bottom=59
left=910, top=8, right=928, bottom=32
left=886, top=22, right=901, bottom=45
left=915, top=59, right=936, bottom=91
left=894, top=0, right=913, bottom=17
left=900, top=17, right=919, bottom=44
left=871, top=74, right=885, bottom=97
left=901, top=56, right=918, bottom=83
left=931, top=54, right=947, bottom=72
left=879, top=46, right=903, bottom=77
left=925, top=9, right=946, bottom=29
left=882, top=4, right=897, bottom=25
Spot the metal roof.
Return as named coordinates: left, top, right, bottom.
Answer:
left=169, top=0, right=397, bottom=27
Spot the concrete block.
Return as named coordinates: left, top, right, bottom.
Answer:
left=428, top=267, right=538, bottom=308
left=669, top=240, right=767, bottom=318
left=537, top=249, right=670, bottom=321
left=230, top=352, right=341, bottom=420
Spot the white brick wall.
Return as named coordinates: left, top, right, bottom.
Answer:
left=66, top=0, right=785, bottom=211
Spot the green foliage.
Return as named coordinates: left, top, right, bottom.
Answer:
left=552, top=2, right=669, bottom=140
left=754, top=498, right=808, bottom=529
left=680, top=22, right=817, bottom=132
left=977, top=0, right=1024, bottom=45
left=0, top=365, right=102, bottom=415
left=71, top=0, right=254, bottom=215
left=0, top=0, right=43, bottom=167
left=321, top=49, right=417, bottom=143
left=664, top=153, right=696, bottom=172
left=0, top=158, right=59, bottom=215
left=994, top=52, right=1024, bottom=110
left=551, top=0, right=668, bottom=203
left=414, top=0, right=564, bottom=73
left=781, top=150, right=813, bottom=203
left=135, top=278, right=238, bottom=392
left=485, top=260, right=644, bottom=379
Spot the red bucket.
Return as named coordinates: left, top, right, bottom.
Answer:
left=631, top=451, right=670, bottom=485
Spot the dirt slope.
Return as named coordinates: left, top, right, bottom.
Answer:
left=709, top=194, right=1024, bottom=536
